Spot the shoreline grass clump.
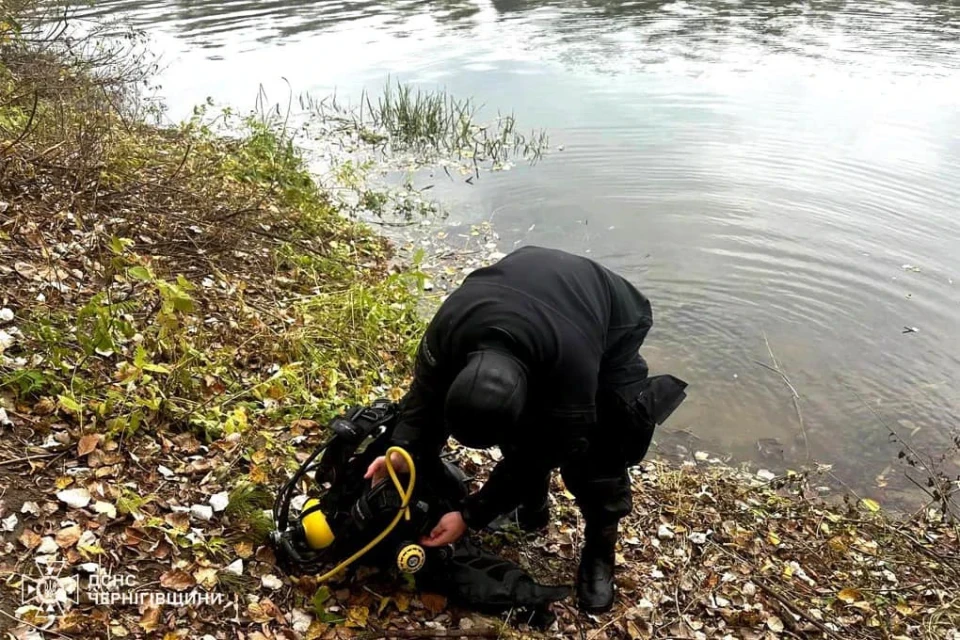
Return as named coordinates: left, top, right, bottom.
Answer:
left=304, top=79, right=549, bottom=170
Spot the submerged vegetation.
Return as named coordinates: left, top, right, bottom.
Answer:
left=0, top=3, right=958, bottom=640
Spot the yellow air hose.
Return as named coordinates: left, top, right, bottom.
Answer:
left=316, top=446, right=417, bottom=582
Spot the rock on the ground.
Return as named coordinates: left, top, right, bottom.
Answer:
left=190, top=504, right=214, bottom=521
left=56, top=488, right=92, bottom=509
left=289, top=608, right=312, bottom=633
left=37, top=537, right=58, bottom=554
left=261, top=574, right=283, bottom=590
left=209, top=492, right=229, bottom=512
left=224, top=559, right=243, bottom=576
left=92, top=501, right=117, bottom=519
left=1, top=514, right=17, bottom=532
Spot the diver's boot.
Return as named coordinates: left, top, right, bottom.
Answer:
left=576, top=522, right=618, bottom=613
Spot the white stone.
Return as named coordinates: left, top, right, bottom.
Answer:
left=158, top=465, right=175, bottom=478
left=289, top=494, right=308, bottom=513
left=0, top=309, right=11, bottom=323
left=56, top=488, right=92, bottom=509
left=37, top=537, right=59, bottom=554
left=756, top=469, right=776, bottom=481
left=92, top=501, right=117, bottom=519
left=289, top=609, right=312, bottom=633
left=0, top=329, right=14, bottom=352
left=1, top=513, right=17, bottom=532
left=657, top=524, right=675, bottom=540
left=190, top=504, right=213, bottom=521
left=209, top=492, right=229, bottom=513
left=261, top=574, right=283, bottom=590
left=78, top=530, right=98, bottom=549
left=224, top=559, right=243, bottom=576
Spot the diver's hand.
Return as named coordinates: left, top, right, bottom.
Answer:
left=363, top=452, right=409, bottom=484
left=421, top=511, right=467, bottom=547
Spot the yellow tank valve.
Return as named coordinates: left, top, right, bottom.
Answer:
left=396, top=543, right=426, bottom=573
left=300, top=498, right=335, bottom=549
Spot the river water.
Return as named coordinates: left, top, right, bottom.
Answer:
left=78, top=0, right=960, bottom=503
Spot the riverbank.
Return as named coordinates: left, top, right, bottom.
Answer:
left=1, top=8, right=959, bottom=640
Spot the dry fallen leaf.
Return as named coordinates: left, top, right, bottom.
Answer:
left=766, top=615, right=784, bottom=633
left=19, top=529, right=41, bottom=550
left=164, top=512, right=190, bottom=532
left=246, top=602, right=273, bottom=624
left=249, top=465, right=268, bottom=484
left=345, top=606, right=369, bottom=628
left=305, top=620, right=327, bottom=640
left=56, top=525, right=82, bottom=548
left=838, top=588, right=863, bottom=604
left=77, top=434, right=100, bottom=457
left=159, top=569, right=196, bottom=591
left=138, top=606, right=161, bottom=632
left=420, top=593, right=447, bottom=616
left=194, top=568, right=218, bottom=589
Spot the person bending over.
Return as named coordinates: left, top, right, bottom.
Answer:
left=366, top=245, right=685, bottom=613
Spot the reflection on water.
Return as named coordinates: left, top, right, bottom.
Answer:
left=79, top=0, right=960, bottom=504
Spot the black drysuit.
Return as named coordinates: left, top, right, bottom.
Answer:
left=390, top=246, right=654, bottom=529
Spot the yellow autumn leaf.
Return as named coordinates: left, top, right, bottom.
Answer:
left=305, top=621, right=327, bottom=640
left=767, top=530, right=781, bottom=546
left=861, top=498, right=881, bottom=512
left=838, top=588, right=862, bottom=603
left=249, top=465, right=268, bottom=484
left=828, top=536, right=847, bottom=552
left=345, top=606, right=369, bottom=628
left=895, top=602, right=913, bottom=616
left=246, top=602, right=271, bottom=624
left=55, top=476, right=74, bottom=490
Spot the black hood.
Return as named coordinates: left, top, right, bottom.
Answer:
left=445, top=350, right=527, bottom=448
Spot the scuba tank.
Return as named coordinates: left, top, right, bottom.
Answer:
left=271, top=400, right=464, bottom=579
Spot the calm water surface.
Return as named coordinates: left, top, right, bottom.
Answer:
left=80, top=0, right=960, bottom=502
